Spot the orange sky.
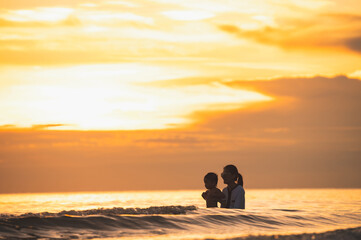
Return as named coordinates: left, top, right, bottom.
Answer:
left=0, top=0, right=360, bottom=193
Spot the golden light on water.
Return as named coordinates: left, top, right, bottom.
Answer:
left=1, top=188, right=360, bottom=239
left=2, top=189, right=360, bottom=214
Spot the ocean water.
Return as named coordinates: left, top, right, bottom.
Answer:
left=0, top=189, right=360, bottom=239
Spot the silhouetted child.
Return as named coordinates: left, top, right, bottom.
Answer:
left=202, top=172, right=225, bottom=208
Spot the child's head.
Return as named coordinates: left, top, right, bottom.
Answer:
left=204, top=172, right=218, bottom=189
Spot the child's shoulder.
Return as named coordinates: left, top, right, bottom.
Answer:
left=209, top=187, right=222, bottom=194
left=208, top=187, right=225, bottom=199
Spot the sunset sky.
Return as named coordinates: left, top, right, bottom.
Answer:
left=0, top=0, right=360, bottom=193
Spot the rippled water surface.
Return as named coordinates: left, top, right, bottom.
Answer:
left=0, top=189, right=360, bottom=239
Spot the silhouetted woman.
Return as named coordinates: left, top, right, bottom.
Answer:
left=221, top=165, right=245, bottom=209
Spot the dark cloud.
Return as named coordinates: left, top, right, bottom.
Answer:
left=321, top=13, right=361, bottom=21
left=345, top=36, right=361, bottom=53
left=218, top=24, right=330, bottom=50
left=228, top=75, right=361, bottom=98
left=218, top=12, right=361, bottom=54
left=204, top=75, right=361, bottom=132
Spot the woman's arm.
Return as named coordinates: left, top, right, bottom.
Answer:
left=202, top=190, right=209, bottom=200
left=233, top=190, right=245, bottom=209
left=220, top=188, right=227, bottom=208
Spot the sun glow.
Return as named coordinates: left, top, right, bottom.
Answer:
left=0, top=64, right=271, bottom=130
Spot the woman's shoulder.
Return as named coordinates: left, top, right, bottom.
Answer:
left=235, top=185, right=245, bottom=193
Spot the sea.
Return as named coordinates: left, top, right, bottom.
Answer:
left=0, top=189, right=360, bottom=239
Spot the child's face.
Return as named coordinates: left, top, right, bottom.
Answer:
left=204, top=178, right=217, bottom=189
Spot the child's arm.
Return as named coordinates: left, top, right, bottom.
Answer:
left=202, top=190, right=209, bottom=200
left=220, top=189, right=226, bottom=208
left=208, top=189, right=225, bottom=200
left=214, top=189, right=225, bottom=199
left=209, top=188, right=225, bottom=198
left=209, top=188, right=226, bottom=206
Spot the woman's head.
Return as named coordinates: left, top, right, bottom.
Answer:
left=221, top=165, right=243, bottom=187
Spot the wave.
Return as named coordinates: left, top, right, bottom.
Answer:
left=0, top=205, right=197, bottom=219
left=219, top=227, right=361, bottom=240
left=0, top=206, right=198, bottom=238
left=0, top=206, right=360, bottom=239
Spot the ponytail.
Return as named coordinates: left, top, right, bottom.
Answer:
left=237, top=173, right=244, bottom=187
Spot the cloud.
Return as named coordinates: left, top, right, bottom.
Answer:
left=227, top=75, right=361, bottom=98
left=349, top=70, right=361, bottom=79
left=0, top=18, right=43, bottom=27
left=0, top=0, right=79, bottom=9
left=218, top=12, right=361, bottom=54
left=218, top=24, right=325, bottom=50
left=0, top=124, right=16, bottom=129
left=134, top=136, right=202, bottom=148
left=0, top=124, right=70, bottom=131
left=31, top=124, right=69, bottom=130
left=79, top=3, right=98, bottom=8
left=0, top=49, right=114, bottom=65
left=162, top=10, right=214, bottom=21
left=78, top=11, right=153, bottom=25
left=0, top=15, right=81, bottom=27
left=104, top=1, right=139, bottom=8
left=0, top=7, right=74, bottom=23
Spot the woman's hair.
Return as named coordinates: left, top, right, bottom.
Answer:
left=224, top=165, right=243, bottom=187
